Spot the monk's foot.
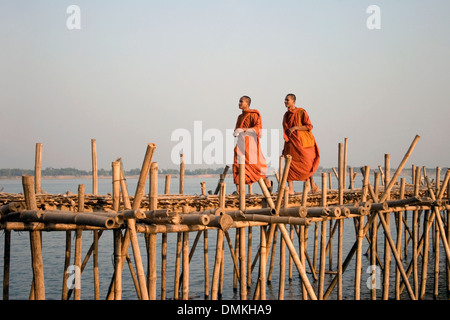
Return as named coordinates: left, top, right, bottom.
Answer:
left=311, top=184, right=319, bottom=194
left=266, top=179, right=273, bottom=194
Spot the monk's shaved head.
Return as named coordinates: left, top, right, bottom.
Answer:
left=241, top=96, right=251, bottom=105
left=286, top=93, right=296, bottom=102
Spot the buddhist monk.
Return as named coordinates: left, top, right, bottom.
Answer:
left=233, top=96, right=272, bottom=193
left=282, top=93, right=320, bottom=194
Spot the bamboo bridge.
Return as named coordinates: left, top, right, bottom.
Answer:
left=1, top=135, right=450, bottom=300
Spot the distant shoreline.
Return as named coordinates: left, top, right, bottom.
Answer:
left=0, top=174, right=224, bottom=180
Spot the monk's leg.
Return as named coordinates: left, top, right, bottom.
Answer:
left=310, top=177, right=319, bottom=193
left=288, top=181, right=294, bottom=195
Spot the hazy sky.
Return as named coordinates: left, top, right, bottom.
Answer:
left=1, top=1, right=449, bottom=172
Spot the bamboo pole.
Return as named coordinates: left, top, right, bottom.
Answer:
left=181, top=231, right=190, bottom=299
left=413, top=166, right=420, bottom=297
left=122, top=143, right=156, bottom=300
left=278, top=188, right=289, bottom=300
left=93, top=228, right=99, bottom=300
left=165, top=174, right=171, bottom=195
left=34, top=143, right=42, bottom=194
left=73, top=184, right=85, bottom=300
left=161, top=233, right=167, bottom=300
left=204, top=229, right=209, bottom=299
left=318, top=217, right=327, bottom=299
left=91, top=139, right=98, bottom=195
left=343, top=138, right=348, bottom=191
left=379, top=135, right=420, bottom=203
left=259, top=225, right=267, bottom=300
left=238, top=154, right=247, bottom=299
left=354, top=214, right=364, bottom=300
left=277, top=223, right=317, bottom=300
left=62, top=227, right=71, bottom=300
left=395, top=178, right=405, bottom=300
left=378, top=213, right=417, bottom=300
left=112, top=162, right=122, bottom=300
left=148, top=233, right=157, bottom=300
left=337, top=143, right=344, bottom=298
left=3, top=230, right=10, bottom=300
left=180, top=154, right=185, bottom=194
left=23, top=175, right=45, bottom=300
left=382, top=154, right=391, bottom=300
left=174, top=232, right=182, bottom=300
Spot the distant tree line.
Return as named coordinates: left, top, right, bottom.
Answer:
left=0, top=167, right=226, bottom=178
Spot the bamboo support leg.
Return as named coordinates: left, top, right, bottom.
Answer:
left=433, top=218, right=440, bottom=298
left=62, top=231, right=71, bottom=300
left=378, top=213, right=417, bottom=300
left=211, top=230, right=224, bottom=300
left=182, top=232, right=189, bottom=300
left=148, top=233, right=157, bottom=300
left=23, top=175, right=45, bottom=300
left=161, top=233, right=167, bottom=300
left=278, top=223, right=317, bottom=300
left=354, top=215, right=364, bottom=300
left=259, top=226, right=267, bottom=300
left=2, top=230, right=10, bottom=300
left=113, top=229, right=122, bottom=300
left=204, top=230, right=209, bottom=299
left=319, top=219, right=327, bottom=300
left=174, top=232, right=182, bottom=300
left=419, top=210, right=431, bottom=299
left=93, top=230, right=99, bottom=300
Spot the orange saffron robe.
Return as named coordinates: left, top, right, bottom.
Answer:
left=233, top=109, right=268, bottom=185
left=282, top=107, right=320, bottom=181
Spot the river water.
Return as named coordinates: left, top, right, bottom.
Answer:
left=0, top=174, right=449, bottom=300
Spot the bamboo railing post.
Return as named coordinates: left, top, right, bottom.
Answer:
left=34, top=143, right=42, bottom=194
left=165, top=174, right=171, bottom=194
left=179, top=154, right=185, bottom=194
left=149, top=162, right=158, bottom=211
left=23, top=175, right=45, bottom=300
left=201, top=182, right=206, bottom=195
left=343, top=138, right=348, bottom=191
left=91, top=139, right=98, bottom=195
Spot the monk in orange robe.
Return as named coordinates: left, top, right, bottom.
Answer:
left=282, top=93, right=320, bottom=194
left=233, top=96, right=271, bottom=193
